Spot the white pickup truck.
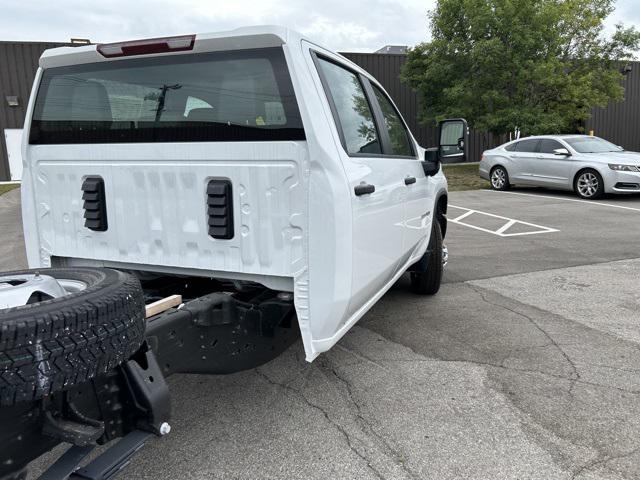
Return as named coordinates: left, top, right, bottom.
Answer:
left=1, top=26, right=465, bottom=478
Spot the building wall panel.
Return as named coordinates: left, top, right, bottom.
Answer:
left=342, top=52, right=640, bottom=162
left=0, top=41, right=68, bottom=180
left=586, top=67, right=640, bottom=151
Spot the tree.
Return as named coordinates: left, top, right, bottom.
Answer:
left=402, top=0, right=640, bottom=136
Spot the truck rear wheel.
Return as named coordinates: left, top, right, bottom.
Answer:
left=0, top=268, right=145, bottom=406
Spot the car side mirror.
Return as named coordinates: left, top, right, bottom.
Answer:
left=422, top=148, right=440, bottom=176
left=553, top=148, right=571, bottom=156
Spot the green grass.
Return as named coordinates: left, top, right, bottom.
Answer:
left=0, top=184, right=20, bottom=197
left=443, top=163, right=490, bottom=192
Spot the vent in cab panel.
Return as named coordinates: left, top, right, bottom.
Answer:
left=82, top=176, right=108, bottom=231
left=207, top=180, right=234, bottom=239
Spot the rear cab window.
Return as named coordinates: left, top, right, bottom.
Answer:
left=29, top=48, right=304, bottom=144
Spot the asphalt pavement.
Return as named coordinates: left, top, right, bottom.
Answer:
left=0, top=187, right=27, bottom=271
left=2, top=186, right=639, bottom=480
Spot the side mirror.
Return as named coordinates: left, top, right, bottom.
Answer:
left=438, top=118, right=469, bottom=163
left=553, top=148, right=571, bottom=156
left=422, top=148, right=440, bottom=176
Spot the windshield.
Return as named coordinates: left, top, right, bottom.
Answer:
left=30, top=48, right=305, bottom=144
left=564, top=137, right=622, bottom=154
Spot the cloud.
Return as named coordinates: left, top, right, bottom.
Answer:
left=0, top=0, right=637, bottom=53
left=0, top=0, right=433, bottom=51
left=300, top=14, right=379, bottom=50
left=608, top=0, right=640, bottom=26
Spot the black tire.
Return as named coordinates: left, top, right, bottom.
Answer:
left=490, top=166, right=511, bottom=191
left=0, top=268, right=145, bottom=406
left=574, top=169, right=604, bottom=199
left=410, top=221, right=444, bottom=295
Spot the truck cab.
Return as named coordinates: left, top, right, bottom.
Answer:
left=21, top=26, right=452, bottom=363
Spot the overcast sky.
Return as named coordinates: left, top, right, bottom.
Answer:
left=2, top=0, right=639, bottom=53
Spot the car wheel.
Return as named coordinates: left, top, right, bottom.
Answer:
left=574, top=169, right=604, bottom=199
left=490, top=166, right=510, bottom=191
left=0, top=268, right=146, bottom=406
left=410, top=220, right=444, bottom=295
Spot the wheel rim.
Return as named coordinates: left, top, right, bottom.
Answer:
left=577, top=172, right=599, bottom=197
left=442, top=244, right=449, bottom=268
left=491, top=168, right=506, bottom=189
left=0, top=273, right=87, bottom=309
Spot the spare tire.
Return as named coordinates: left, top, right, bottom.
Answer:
left=0, top=268, right=145, bottom=406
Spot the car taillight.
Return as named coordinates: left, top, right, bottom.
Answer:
left=97, top=34, right=195, bottom=58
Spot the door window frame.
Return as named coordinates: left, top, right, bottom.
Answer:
left=311, top=50, right=417, bottom=160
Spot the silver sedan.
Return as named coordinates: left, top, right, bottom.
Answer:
left=479, top=135, right=640, bottom=199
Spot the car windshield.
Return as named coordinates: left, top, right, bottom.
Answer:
left=564, top=137, right=623, bottom=153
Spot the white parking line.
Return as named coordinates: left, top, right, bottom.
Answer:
left=495, top=219, right=517, bottom=235
left=449, top=205, right=559, bottom=237
left=484, top=189, right=640, bottom=213
left=451, top=210, right=474, bottom=222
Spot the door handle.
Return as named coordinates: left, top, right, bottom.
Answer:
left=404, top=176, right=416, bottom=185
left=354, top=183, right=375, bottom=196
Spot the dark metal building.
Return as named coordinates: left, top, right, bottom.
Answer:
left=585, top=69, right=640, bottom=150
left=342, top=52, right=640, bottom=163
left=0, top=42, right=638, bottom=180
left=341, top=52, right=504, bottom=164
left=374, top=45, right=408, bottom=54
left=0, top=41, right=72, bottom=180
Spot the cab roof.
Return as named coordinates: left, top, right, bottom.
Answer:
left=39, top=25, right=307, bottom=69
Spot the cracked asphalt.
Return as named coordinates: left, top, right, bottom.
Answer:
left=2, top=186, right=639, bottom=480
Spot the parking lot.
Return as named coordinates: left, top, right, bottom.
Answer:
left=2, top=186, right=638, bottom=480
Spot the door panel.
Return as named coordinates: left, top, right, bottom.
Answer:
left=526, top=139, right=573, bottom=186
left=347, top=158, right=407, bottom=316
left=509, top=138, right=541, bottom=183
left=367, top=83, right=430, bottom=257
left=528, top=155, right=573, bottom=186
left=401, top=161, right=432, bottom=258
left=313, top=55, right=405, bottom=319
left=507, top=153, right=531, bottom=182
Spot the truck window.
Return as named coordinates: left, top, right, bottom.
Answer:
left=29, top=48, right=305, bottom=144
left=370, top=84, right=414, bottom=157
left=315, top=57, right=381, bottom=155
